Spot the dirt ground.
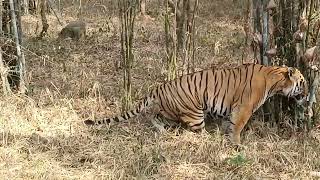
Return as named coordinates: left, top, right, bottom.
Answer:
left=1, top=0, right=320, bottom=179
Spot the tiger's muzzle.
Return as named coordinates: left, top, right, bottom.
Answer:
left=291, top=81, right=308, bottom=105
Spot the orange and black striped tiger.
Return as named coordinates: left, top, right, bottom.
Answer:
left=84, top=63, right=308, bottom=145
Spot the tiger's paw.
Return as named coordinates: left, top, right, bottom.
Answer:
left=84, top=120, right=95, bottom=126
left=226, top=134, right=247, bottom=151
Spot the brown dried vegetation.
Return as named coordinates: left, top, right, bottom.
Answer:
left=0, top=0, right=320, bottom=179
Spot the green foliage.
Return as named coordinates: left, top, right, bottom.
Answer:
left=227, top=153, right=248, bottom=166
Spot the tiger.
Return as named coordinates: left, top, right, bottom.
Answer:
left=84, top=63, right=308, bottom=145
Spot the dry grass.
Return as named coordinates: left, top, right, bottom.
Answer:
left=1, top=0, right=320, bottom=179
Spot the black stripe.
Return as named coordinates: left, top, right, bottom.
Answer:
left=263, top=76, right=267, bottom=98
left=226, top=69, right=231, bottom=91
left=180, top=76, right=200, bottom=109
left=232, top=69, right=236, bottom=89
left=211, top=70, right=224, bottom=114
left=227, top=119, right=235, bottom=125
left=225, top=69, right=231, bottom=97
left=191, top=72, right=196, bottom=81
left=222, top=69, right=225, bottom=76
left=223, top=109, right=227, bottom=116
left=158, top=85, right=168, bottom=111
left=124, top=112, right=129, bottom=119
left=203, top=71, right=209, bottom=110
left=244, top=65, right=249, bottom=80
left=172, top=80, right=194, bottom=110
left=220, top=70, right=231, bottom=115
left=162, top=85, right=180, bottom=117
left=180, top=76, right=192, bottom=99
left=114, top=117, right=120, bottom=122
left=195, top=72, right=203, bottom=104
left=187, top=75, right=195, bottom=98
left=156, top=87, right=159, bottom=98
left=233, top=68, right=242, bottom=103
left=268, top=80, right=282, bottom=96
left=249, top=64, right=255, bottom=100
left=238, top=67, right=242, bottom=88
left=144, top=97, right=149, bottom=106
left=266, top=68, right=277, bottom=76
left=220, top=93, right=226, bottom=115
left=237, top=67, right=242, bottom=92
left=190, top=120, right=204, bottom=127
left=240, top=66, right=250, bottom=103
left=166, top=82, right=190, bottom=112
left=213, top=70, right=223, bottom=106
left=151, top=89, right=156, bottom=99
left=194, top=73, right=200, bottom=104
left=258, top=65, right=263, bottom=71
left=161, top=84, right=175, bottom=112
left=163, top=84, right=176, bottom=111
left=185, top=112, right=204, bottom=119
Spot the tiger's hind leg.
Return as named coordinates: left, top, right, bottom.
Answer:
left=151, top=110, right=179, bottom=133
left=180, top=113, right=206, bottom=133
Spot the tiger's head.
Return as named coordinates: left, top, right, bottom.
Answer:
left=281, top=67, right=308, bottom=104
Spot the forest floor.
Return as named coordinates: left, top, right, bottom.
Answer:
left=1, top=1, right=320, bottom=179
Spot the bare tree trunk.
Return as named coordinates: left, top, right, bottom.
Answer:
left=258, top=0, right=275, bottom=123
left=57, top=0, right=61, bottom=12
left=189, top=0, right=197, bottom=73
left=0, top=1, right=2, bottom=38
left=77, top=0, right=82, bottom=18
left=38, top=0, right=48, bottom=38
left=305, top=0, right=314, bottom=49
left=9, top=0, right=26, bottom=94
left=262, top=0, right=269, bottom=65
left=140, top=0, right=146, bottom=16
left=165, top=0, right=177, bottom=81
left=305, top=68, right=319, bottom=130
left=119, top=0, right=137, bottom=112
left=0, top=1, right=12, bottom=95
left=47, top=0, right=63, bottom=26
left=29, top=0, right=36, bottom=14
left=303, top=0, right=319, bottom=131
left=23, top=0, right=28, bottom=14
left=242, top=0, right=254, bottom=63
left=15, top=0, right=23, bottom=45
left=183, top=0, right=197, bottom=73
left=2, top=1, right=10, bottom=35
left=252, top=0, right=262, bottom=64
left=177, top=0, right=186, bottom=52
left=259, top=0, right=320, bottom=131
left=0, top=49, right=12, bottom=95
left=168, top=0, right=192, bottom=74
left=138, top=0, right=154, bottom=21
left=15, top=0, right=26, bottom=93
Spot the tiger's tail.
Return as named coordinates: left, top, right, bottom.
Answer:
left=84, top=92, right=156, bottom=126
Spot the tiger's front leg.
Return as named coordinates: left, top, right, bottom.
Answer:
left=228, top=106, right=253, bottom=145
